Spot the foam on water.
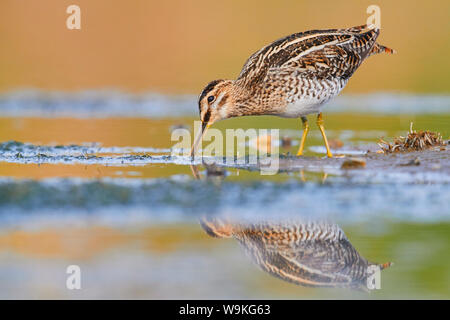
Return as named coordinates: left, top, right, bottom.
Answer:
left=0, top=141, right=170, bottom=156
left=1, top=141, right=449, bottom=184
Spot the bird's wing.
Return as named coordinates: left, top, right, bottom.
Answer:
left=237, top=25, right=380, bottom=88
left=274, top=240, right=359, bottom=276
left=236, top=223, right=369, bottom=287
left=244, top=239, right=365, bottom=287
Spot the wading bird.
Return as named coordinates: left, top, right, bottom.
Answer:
left=191, top=24, right=395, bottom=158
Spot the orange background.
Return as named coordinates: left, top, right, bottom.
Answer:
left=0, top=0, right=449, bottom=94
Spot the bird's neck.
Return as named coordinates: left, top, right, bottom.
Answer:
left=226, top=80, right=263, bottom=118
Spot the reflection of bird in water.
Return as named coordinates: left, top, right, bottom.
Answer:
left=201, top=217, right=391, bottom=290
left=192, top=24, right=395, bottom=158
left=190, top=163, right=227, bottom=182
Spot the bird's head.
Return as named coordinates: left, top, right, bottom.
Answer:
left=191, top=79, right=234, bottom=156
left=198, top=79, right=234, bottom=126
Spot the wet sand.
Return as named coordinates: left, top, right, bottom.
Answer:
left=277, top=146, right=449, bottom=177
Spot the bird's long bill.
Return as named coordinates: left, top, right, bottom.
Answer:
left=190, top=121, right=209, bottom=157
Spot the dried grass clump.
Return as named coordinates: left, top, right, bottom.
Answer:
left=378, top=123, right=445, bottom=154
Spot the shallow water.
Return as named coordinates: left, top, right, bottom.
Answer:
left=0, top=93, right=449, bottom=299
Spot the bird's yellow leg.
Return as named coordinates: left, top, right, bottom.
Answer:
left=296, top=116, right=309, bottom=156
left=316, top=113, right=333, bottom=158
left=321, top=172, right=328, bottom=183
left=299, top=169, right=306, bottom=182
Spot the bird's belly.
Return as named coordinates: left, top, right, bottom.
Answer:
left=280, top=99, right=324, bottom=118
left=278, top=78, right=347, bottom=118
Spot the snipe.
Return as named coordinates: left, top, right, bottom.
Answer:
left=192, top=24, right=395, bottom=158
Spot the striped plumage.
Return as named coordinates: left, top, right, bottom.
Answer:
left=200, top=218, right=392, bottom=290
left=191, top=24, right=395, bottom=157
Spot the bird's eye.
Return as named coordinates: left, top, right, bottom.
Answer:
left=207, top=96, right=215, bottom=103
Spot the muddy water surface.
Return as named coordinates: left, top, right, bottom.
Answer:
left=0, top=99, right=448, bottom=299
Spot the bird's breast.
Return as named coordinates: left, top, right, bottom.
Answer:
left=277, top=77, right=347, bottom=117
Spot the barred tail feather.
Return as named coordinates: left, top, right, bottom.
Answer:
left=369, top=43, right=397, bottom=57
